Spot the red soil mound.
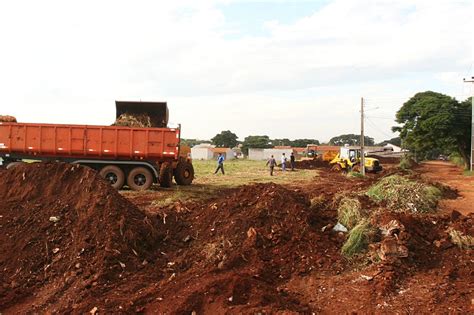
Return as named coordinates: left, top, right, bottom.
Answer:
left=0, top=162, right=159, bottom=313
left=142, top=183, right=346, bottom=313
left=294, top=159, right=330, bottom=169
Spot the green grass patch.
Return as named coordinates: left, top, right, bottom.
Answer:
left=341, top=220, right=374, bottom=257
left=337, top=197, right=362, bottom=230
left=463, top=170, right=474, bottom=176
left=367, top=175, right=442, bottom=213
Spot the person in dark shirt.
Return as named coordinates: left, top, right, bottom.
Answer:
left=290, top=152, right=296, bottom=171
left=266, top=155, right=277, bottom=176
left=214, top=153, right=225, bottom=175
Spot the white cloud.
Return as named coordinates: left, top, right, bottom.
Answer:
left=0, top=0, right=471, bottom=142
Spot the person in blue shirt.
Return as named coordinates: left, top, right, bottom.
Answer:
left=214, top=153, right=225, bottom=175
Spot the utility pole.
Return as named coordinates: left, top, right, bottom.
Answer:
left=360, top=97, right=365, bottom=176
left=463, top=76, right=474, bottom=172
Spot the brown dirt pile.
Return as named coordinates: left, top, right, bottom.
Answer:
left=294, top=159, right=330, bottom=169
left=141, top=183, right=345, bottom=313
left=0, top=162, right=159, bottom=313
left=0, top=115, right=17, bottom=123
left=112, top=113, right=152, bottom=128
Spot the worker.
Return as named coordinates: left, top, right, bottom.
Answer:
left=214, top=153, right=225, bottom=175
left=266, top=155, right=277, bottom=176
left=281, top=153, right=287, bottom=171
left=290, top=152, right=296, bottom=171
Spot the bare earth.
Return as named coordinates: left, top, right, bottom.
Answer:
left=418, top=161, right=474, bottom=215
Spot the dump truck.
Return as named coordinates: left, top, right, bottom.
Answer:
left=0, top=101, right=194, bottom=190
left=329, top=146, right=382, bottom=173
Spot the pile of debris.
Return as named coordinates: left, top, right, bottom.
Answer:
left=294, top=159, right=330, bottom=169
left=0, top=115, right=17, bottom=123
left=112, top=113, right=152, bottom=128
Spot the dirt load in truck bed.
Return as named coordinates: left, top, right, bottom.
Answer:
left=0, top=115, right=17, bottom=123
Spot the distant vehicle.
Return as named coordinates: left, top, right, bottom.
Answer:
left=0, top=101, right=194, bottom=190
left=437, top=155, right=448, bottom=161
left=330, top=146, right=382, bottom=173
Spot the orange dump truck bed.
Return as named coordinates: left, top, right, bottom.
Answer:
left=0, top=122, right=180, bottom=161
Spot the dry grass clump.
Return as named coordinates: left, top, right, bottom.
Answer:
left=310, top=195, right=327, bottom=210
left=367, top=175, right=441, bottom=213
left=337, top=197, right=362, bottom=230
left=448, top=229, right=474, bottom=249
left=341, top=220, right=375, bottom=257
left=113, top=113, right=152, bottom=128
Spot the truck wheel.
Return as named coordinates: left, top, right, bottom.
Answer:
left=174, top=161, right=194, bottom=185
left=127, top=167, right=153, bottom=191
left=99, top=165, right=125, bottom=190
left=159, top=162, right=173, bottom=188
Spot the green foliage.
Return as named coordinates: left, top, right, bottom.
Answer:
left=337, top=197, right=362, bottom=230
left=393, top=92, right=472, bottom=168
left=241, top=135, right=272, bottom=155
left=329, top=134, right=375, bottom=146
left=399, top=155, right=414, bottom=170
left=341, top=221, right=373, bottom=257
left=288, top=139, right=320, bottom=147
left=211, top=130, right=239, bottom=148
left=367, top=175, right=442, bottom=213
left=449, top=152, right=465, bottom=167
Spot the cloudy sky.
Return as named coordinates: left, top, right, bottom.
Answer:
left=0, top=0, right=472, bottom=142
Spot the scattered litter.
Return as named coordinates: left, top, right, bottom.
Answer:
left=89, top=306, right=98, bottom=314
left=52, top=248, right=60, bottom=254
left=49, top=216, right=60, bottom=223
left=333, top=222, right=348, bottom=233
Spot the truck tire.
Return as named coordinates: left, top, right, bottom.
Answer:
left=159, top=162, right=173, bottom=188
left=174, top=161, right=194, bottom=186
left=127, top=167, right=153, bottom=191
left=99, top=165, right=125, bottom=190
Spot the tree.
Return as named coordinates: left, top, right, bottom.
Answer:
left=329, top=134, right=375, bottom=146
left=291, top=139, right=320, bottom=147
left=393, top=91, right=471, bottom=168
left=241, top=135, right=272, bottom=155
left=211, top=130, right=238, bottom=148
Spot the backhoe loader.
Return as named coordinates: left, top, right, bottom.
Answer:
left=329, top=146, right=382, bottom=173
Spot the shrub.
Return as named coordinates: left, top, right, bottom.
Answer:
left=399, top=155, right=414, bottom=170
left=367, top=175, right=442, bottom=213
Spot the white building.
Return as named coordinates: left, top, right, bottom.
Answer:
left=191, top=143, right=214, bottom=160
left=248, top=148, right=294, bottom=160
left=191, top=143, right=236, bottom=160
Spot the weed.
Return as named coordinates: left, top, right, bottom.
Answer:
left=367, top=175, right=441, bottom=213
left=347, top=171, right=364, bottom=178
left=341, top=220, right=374, bottom=257
left=337, top=197, right=362, bottom=230
left=399, top=155, right=415, bottom=170
left=448, top=229, right=474, bottom=249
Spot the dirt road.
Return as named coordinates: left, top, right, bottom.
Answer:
left=418, top=161, right=474, bottom=215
